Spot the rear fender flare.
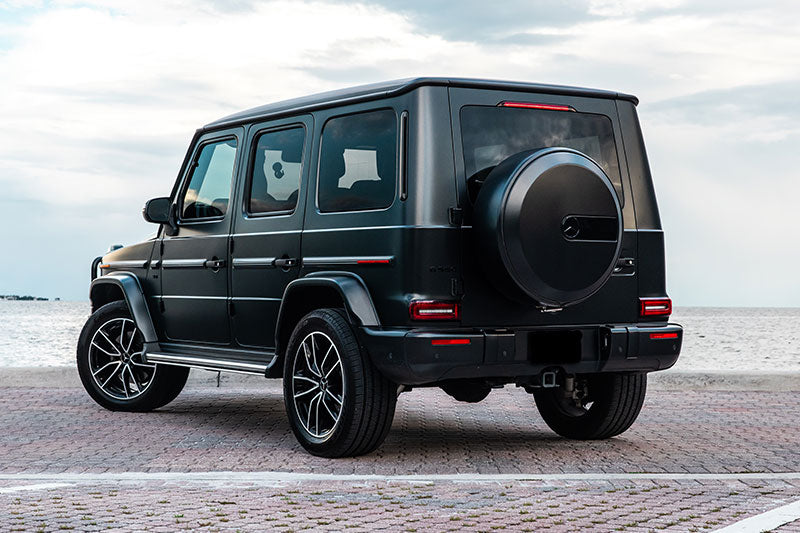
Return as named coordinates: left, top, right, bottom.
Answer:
left=275, top=272, right=380, bottom=356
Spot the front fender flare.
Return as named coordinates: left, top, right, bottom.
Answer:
left=89, top=272, right=159, bottom=346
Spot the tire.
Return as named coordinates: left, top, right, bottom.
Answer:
left=533, top=373, right=646, bottom=439
left=283, top=308, right=396, bottom=458
left=473, top=148, right=622, bottom=307
left=77, top=300, right=189, bottom=412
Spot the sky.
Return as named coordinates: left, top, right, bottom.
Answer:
left=0, top=0, right=798, bottom=306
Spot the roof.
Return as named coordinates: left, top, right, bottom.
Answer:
left=204, top=77, right=638, bottom=130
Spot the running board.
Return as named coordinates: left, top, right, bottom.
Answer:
left=145, top=353, right=269, bottom=375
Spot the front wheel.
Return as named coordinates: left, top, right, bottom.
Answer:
left=283, top=308, right=397, bottom=457
left=77, top=301, right=189, bottom=412
left=533, top=373, right=647, bottom=439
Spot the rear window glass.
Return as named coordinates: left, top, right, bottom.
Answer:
left=318, top=109, right=397, bottom=212
left=460, top=106, right=622, bottom=203
left=248, top=126, right=305, bottom=215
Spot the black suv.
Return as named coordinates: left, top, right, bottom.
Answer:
left=78, top=78, right=682, bottom=457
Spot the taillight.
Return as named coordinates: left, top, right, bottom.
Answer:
left=409, top=300, right=460, bottom=321
left=498, top=101, right=575, bottom=112
left=640, top=297, right=672, bottom=318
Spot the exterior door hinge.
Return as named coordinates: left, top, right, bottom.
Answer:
left=450, top=277, right=464, bottom=297
left=448, top=207, right=464, bottom=226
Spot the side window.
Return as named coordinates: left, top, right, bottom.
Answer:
left=181, top=138, right=237, bottom=220
left=318, top=109, right=397, bottom=212
left=247, top=126, right=305, bottom=215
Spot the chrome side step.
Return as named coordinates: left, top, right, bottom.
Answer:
left=145, top=352, right=269, bottom=375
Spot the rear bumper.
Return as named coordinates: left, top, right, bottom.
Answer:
left=358, top=323, right=682, bottom=386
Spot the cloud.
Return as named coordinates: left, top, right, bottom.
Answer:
left=0, top=0, right=798, bottom=304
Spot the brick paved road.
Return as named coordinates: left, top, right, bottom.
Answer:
left=1, top=383, right=799, bottom=531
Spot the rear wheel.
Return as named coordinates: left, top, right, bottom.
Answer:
left=533, top=373, right=646, bottom=439
left=77, top=301, right=189, bottom=412
left=283, top=308, right=396, bottom=457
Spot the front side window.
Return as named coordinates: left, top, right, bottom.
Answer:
left=318, top=109, right=397, bottom=212
left=248, top=126, right=305, bottom=215
left=460, top=106, right=622, bottom=203
left=181, top=138, right=237, bottom=219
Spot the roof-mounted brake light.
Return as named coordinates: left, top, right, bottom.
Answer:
left=498, top=101, right=575, bottom=112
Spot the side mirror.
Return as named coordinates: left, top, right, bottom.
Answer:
left=143, top=197, right=179, bottom=235
left=142, top=197, right=171, bottom=224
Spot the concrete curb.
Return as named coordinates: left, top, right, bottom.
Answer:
left=0, top=366, right=798, bottom=391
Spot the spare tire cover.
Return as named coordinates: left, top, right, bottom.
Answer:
left=473, top=148, right=622, bottom=307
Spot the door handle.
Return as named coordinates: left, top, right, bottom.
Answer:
left=204, top=259, right=227, bottom=270
left=273, top=258, right=298, bottom=268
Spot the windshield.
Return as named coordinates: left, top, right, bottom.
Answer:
left=460, top=105, right=622, bottom=203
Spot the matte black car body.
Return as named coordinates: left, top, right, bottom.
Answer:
left=84, top=78, right=682, bottom=453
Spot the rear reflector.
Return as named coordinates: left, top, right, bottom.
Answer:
left=498, top=101, right=575, bottom=112
left=356, top=259, right=391, bottom=264
left=650, top=332, right=678, bottom=340
left=640, top=297, right=672, bottom=317
left=409, top=300, right=460, bottom=321
left=431, top=338, right=471, bottom=346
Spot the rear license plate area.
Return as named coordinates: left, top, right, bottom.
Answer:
left=527, top=330, right=582, bottom=364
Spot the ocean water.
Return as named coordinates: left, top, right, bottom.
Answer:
left=0, top=301, right=798, bottom=371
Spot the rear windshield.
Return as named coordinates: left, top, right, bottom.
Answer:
left=460, top=106, right=622, bottom=203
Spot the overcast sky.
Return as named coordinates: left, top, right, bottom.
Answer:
left=1, top=0, right=798, bottom=305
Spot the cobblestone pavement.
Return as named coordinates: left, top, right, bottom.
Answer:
left=1, top=384, right=799, bottom=531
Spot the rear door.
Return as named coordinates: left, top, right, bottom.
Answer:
left=230, top=115, right=312, bottom=349
left=159, top=128, right=242, bottom=344
left=448, top=87, right=639, bottom=325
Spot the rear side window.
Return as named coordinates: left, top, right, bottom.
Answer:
left=248, top=126, right=305, bottom=215
left=318, top=109, right=397, bottom=212
left=181, top=138, right=237, bottom=219
left=460, top=106, right=622, bottom=203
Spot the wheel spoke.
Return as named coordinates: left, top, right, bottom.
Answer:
left=319, top=344, right=334, bottom=376
left=320, top=394, right=338, bottom=421
left=99, top=362, right=122, bottom=390
left=125, top=325, right=138, bottom=354
left=119, top=366, right=130, bottom=398
left=325, top=390, right=343, bottom=406
left=293, top=375, right=317, bottom=386
left=293, top=384, right=319, bottom=399
left=91, top=341, right=120, bottom=358
left=306, top=391, right=322, bottom=434
left=314, top=390, right=321, bottom=435
left=324, top=358, right=341, bottom=379
left=92, top=360, right=118, bottom=377
left=310, top=333, right=322, bottom=376
left=301, top=341, right=320, bottom=377
left=128, top=365, right=145, bottom=393
left=119, top=320, right=125, bottom=348
left=98, top=330, right=122, bottom=355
